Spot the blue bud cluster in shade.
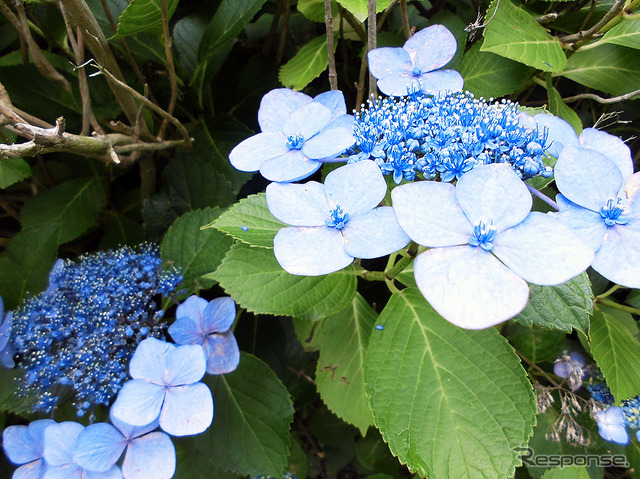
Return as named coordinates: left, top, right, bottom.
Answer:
left=347, top=91, right=553, bottom=184
left=8, top=244, right=182, bottom=416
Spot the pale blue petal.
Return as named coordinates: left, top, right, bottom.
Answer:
left=122, top=432, right=175, bottom=479
left=2, top=421, right=51, bottom=465
left=202, top=297, right=236, bottom=333
left=228, top=132, right=288, bottom=173
left=324, top=161, right=386, bottom=216
left=404, top=24, right=457, bottom=72
left=109, top=410, right=159, bottom=441
left=376, top=75, right=420, bottom=97
left=554, top=146, right=623, bottom=212
left=266, top=181, right=330, bottom=226
left=165, top=344, right=206, bottom=386
left=534, top=113, right=578, bottom=158
left=579, top=128, right=633, bottom=181
left=414, top=246, right=530, bottom=329
left=313, top=91, right=347, bottom=119
left=302, top=127, right=355, bottom=159
left=14, top=460, right=48, bottom=479
left=43, top=464, right=83, bottom=479
left=129, top=338, right=173, bottom=383
left=259, top=149, right=321, bottom=182
left=0, top=310, right=11, bottom=350
left=0, top=345, right=15, bottom=368
left=203, top=332, right=240, bottom=375
left=341, top=207, right=409, bottom=259
left=111, top=380, right=165, bottom=427
left=592, top=220, right=640, bottom=289
left=168, top=317, right=202, bottom=346
left=43, top=422, right=84, bottom=466
left=257, top=88, right=312, bottom=132
left=626, top=173, right=640, bottom=214
left=85, top=466, right=123, bottom=479
left=392, top=181, right=471, bottom=247
left=419, top=70, right=464, bottom=94
left=175, top=295, right=207, bottom=323
left=159, top=384, right=213, bottom=437
left=73, top=424, right=125, bottom=472
left=596, top=408, right=629, bottom=445
left=282, top=102, right=332, bottom=140
left=556, top=199, right=607, bottom=251
left=273, top=227, right=353, bottom=276
left=493, top=212, right=593, bottom=285
left=455, top=163, right=532, bottom=232
left=367, top=47, right=412, bottom=80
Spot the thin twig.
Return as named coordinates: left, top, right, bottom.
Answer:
left=263, top=0, right=283, bottom=54
left=526, top=183, right=559, bottom=211
left=341, top=8, right=367, bottom=44
left=560, top=0, right=625, bottom=44
left=400, top=0, right=411, bottom=40
left=367, top=0, right=377, bottom=100
left=355, top=49, right=368, bottom=111
left=377, top=0, right=399, bottom=32
left=563, top=88, right=640, bottom=104
left=157, top=0, right=179, bottom=140
left=276, top=0, right=290, bottom=66
left=325, top=0, right=338, bottom=90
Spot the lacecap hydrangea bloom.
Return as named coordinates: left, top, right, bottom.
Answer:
left=392, top=163, right=593, bottom=329
left=367, top=24, right=464, bottom=97
left=266, top=160, right=410, bottom=275
left=2, top=419, right=54, bottom=478
left=594, top=407, right=630, bottom=445
left=7, top=244, right=182, bottom=415
left=229, top=89, right=356, bottom=182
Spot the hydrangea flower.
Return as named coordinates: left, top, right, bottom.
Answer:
left=73, top=412, right=175, bottom=479
left=43, top=421, right=122, bottom=478
left=621, top=395, right=640, bottom=429
left=392, top=163, right=593, bottom=329
left=367, top=24, right=464, bottom=97
left=2, top=419, right=54, bottom=478
left=595, top=407, right=629, bottom=445
left=229, top=89, right=355, bottom=182
left=554, top=145, right=640, bottom=288
left=553, top=351, right=585, bottom=391
left=266, top=160, right=410, bottom=276
left=110, top=338, right=213, bottom=437
left=168, top=295, right=239, bottom=375
left=587, top=382, right=614, bottom=405
left=0, top=295, right=14, bottom=368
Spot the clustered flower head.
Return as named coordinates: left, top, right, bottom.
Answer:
left=7, top=244, right=183, bottom=415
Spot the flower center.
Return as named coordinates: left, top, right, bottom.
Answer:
left=286, top=133, right=305, bottom=150
left=600, top=197, right=629, bottom=227
left=469, top=218, right=497, bottom=251
left=325, top=205, right=349, bottom=229
left=411, top=66, right=422, bottom=77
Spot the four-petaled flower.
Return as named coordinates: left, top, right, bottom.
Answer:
left=229, top=89, right=356, bottom=182
left=595, top=407, right=629, bottom=445
left=266, top=160, right=410, bottom=276
left=2, top=419, right=54, bottom=478
left=0, top=295, right=14, bottom=368
left=111, top=338, right=213, bottom=437
left=392, top=163, right=593, bottom=329
left=367, top=25, right=464, bottom=97
left=169, top=295, right=240, bottom=375
left=553, top=351, right=585, bottom=391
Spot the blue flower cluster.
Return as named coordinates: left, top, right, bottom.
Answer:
left=6, top=244, right=182, bottom=415
left=348, top=91, right=553, bottom=184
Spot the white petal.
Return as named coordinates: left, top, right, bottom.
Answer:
left=302, top=127, right=355, bottom=159
left=129, top=338, right=173, bottom=383
left=282, top=102, right=332, bottom=140
left=266, top=181, right=330, bottom=226
left=324, top=161, right=386, bottom=216
left=110, top=380, right=165, bottom=427
left=122, top=432, right=175, bottom=479
left=160, top=384, right=213, bottom=437
left=579, top=128, right=633, bottom=181
left=257, top=88, right=312, bottom=132
left=376, top=74, right=420, bottom=97
left=419, top=70, right=464, bottom=94
left=164, top=344, right=206, bottom=386
left=592, top=220, right=640, bottom=288
left=556, top=199, right=607, bottom=251
left=367, top=47, right=412, bottom=80
left=313, top=90, right=347, bottom=119
left=43, top=422, right=84, bottom=466
left=228, top=132, right=288, bottom=173
left=73, top=423, right=126, bottom=472
left=259, top=150, right=321, bottom=182
left=534, top=113, right=579, bottom=158
left=404, top=24, right=457, bottom=72
left=342, top=207, right=409, bottom=259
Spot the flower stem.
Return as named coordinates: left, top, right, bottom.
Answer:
left=596, top=284, right=621, bottom=300
left=596, top=298, right=640, bottom=316
left=526, top=183, right=559, bottom=211
left=385, top=241, right=419, bottom=280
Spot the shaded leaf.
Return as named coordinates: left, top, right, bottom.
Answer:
left=505, top=323, right=566, bottom=364
left=99, top=214, right=145, bottom=249
left=280, top=35, right=336, bottom=91
left=542, top=466, right=591, bottom=479
left=115, top=0, right=179, bottom=37
left=0, top=158, right=32, bottom=188
left=546, top=76, right=582, bottom=133
left=174, top=15, right=207, bottom=77
left=598, top=17, right=640, bottom=50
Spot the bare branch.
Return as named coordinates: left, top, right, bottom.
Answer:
left=560, top=0, right=625, bottom=45
left=563, top=88, right=640, bottom=104
left=325, top=0, right=338, bottom=90
left=400, top=0, right=411, bottom=40
left=157, top=0, right=179, bottom=139
left=367, top=0, right=377, bottom=99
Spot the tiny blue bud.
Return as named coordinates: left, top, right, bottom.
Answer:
left=241, top=225, right=249, bottom=231
left=375, top=325, right=385, bottom=330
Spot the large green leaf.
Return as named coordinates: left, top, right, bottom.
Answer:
left=208, top=193, right=286, bottom=248
left=193, top=353, right=294, bottom=477
left=297, top=0, right=339, bottom=22
left=315, top=293, right=376, bottom=434
left=173, top=15, right=207, bottom=77
left=0, top=158, right=32, bottom=188
left=161, top=208, right=234, bottom=292
left=504, top=323, right=566, bottom=364
left=598, top=17, right=640, bottom=50
left=20, top=177, right=105, bottom=245
left=589, top=309, right=640, bottom=402
left=210, top=242, right=357, bottom=321
left=541, top=466, right=591, bottom=479
left=481, top=0, right=567, bottom=72
left=334, top=0, right=393, bottom=22
left=459, top=42, right=534, bottom=98
left=280, top=35, right=335, bottom=91
left=115, top=0, right=179, bottom=37
left=99, top=214, right=146, bottom=249
left=546, top=77, right=582, bottom=134
left=364, top=288, right=536, bottom=478
left=0, top=369, right=35, bottom=415
left=560, top=44, right=640, bottom=96
left=512, top=273, right=593, bottom=334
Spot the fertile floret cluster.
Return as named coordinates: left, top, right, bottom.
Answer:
left=9, top=244, right=182, bottom=415
left=348, top=91, right=552, bottom=184
left=621, top=396, right=640, bottom=429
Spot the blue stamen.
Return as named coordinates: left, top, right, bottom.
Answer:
left=286, top=133, right=305, bottom=150
left=412, top=67, right=422, bottom=76
left=325, top=205, right=350, bottom=229
left=600, top=197, right=629, bottom=227
left=469, top=218, right=498, bottom=251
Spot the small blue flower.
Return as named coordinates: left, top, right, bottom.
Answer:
left=595, top=407, right=630, bottom=445
left=367, top=25, right=464, bottom=97
left=266, top=160, right=410, bottom=276
left=553, top=351, right=585, bottom=391
left=392, top=163, right=593, bottom=329
left=168, top=295, right=240, bottom=375
left=2, top=419, right=55, bottom=478
left=110, top=338, right=213, bottom=437
left=229, top=89, right=355, bottom=182
left=0, top=295, right=14, bottom=368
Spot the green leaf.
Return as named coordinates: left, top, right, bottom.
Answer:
left=512, top=273, right=593, bottom=333
left=99, top=214, right=145, bottom=249
left=560, top=44, right=640, bottom=96
left=297, top=0, right=339, bottom=22
left=193, top=353, right=294, bottom=477
left=545, top=77, right=582, bottom=133
left=504, top=323, right=566, bottom=364
left=115, top=0, right=179, bottom=37
left=589, top=309, right=640, bottom=402
left=173, top=15, right=206, bottom=77
left=209, top=193, right=286, bottom=248
left=279, top=35, right=335, bottom=91
left=315, top=293, right=376, bottom=434
left=0, top=369, right=36, bottom=415
left=0, top=158, right=32, bottom=188
left=161, top=208, right=234, bottom=291
left=210, top=242, right=357, bottom=321
left=334, top=0, right=393, bottom=22
left=481, top=0, right=567, bottom=72
left=541, top=466, right=591, bottom=479
left=364, top=288, right=536, bottom=478
left=20, top=177, right=105, bottom=245
left=598, top=17, right=640, bottom=50
left=459, top=41, right=534, bottom=98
